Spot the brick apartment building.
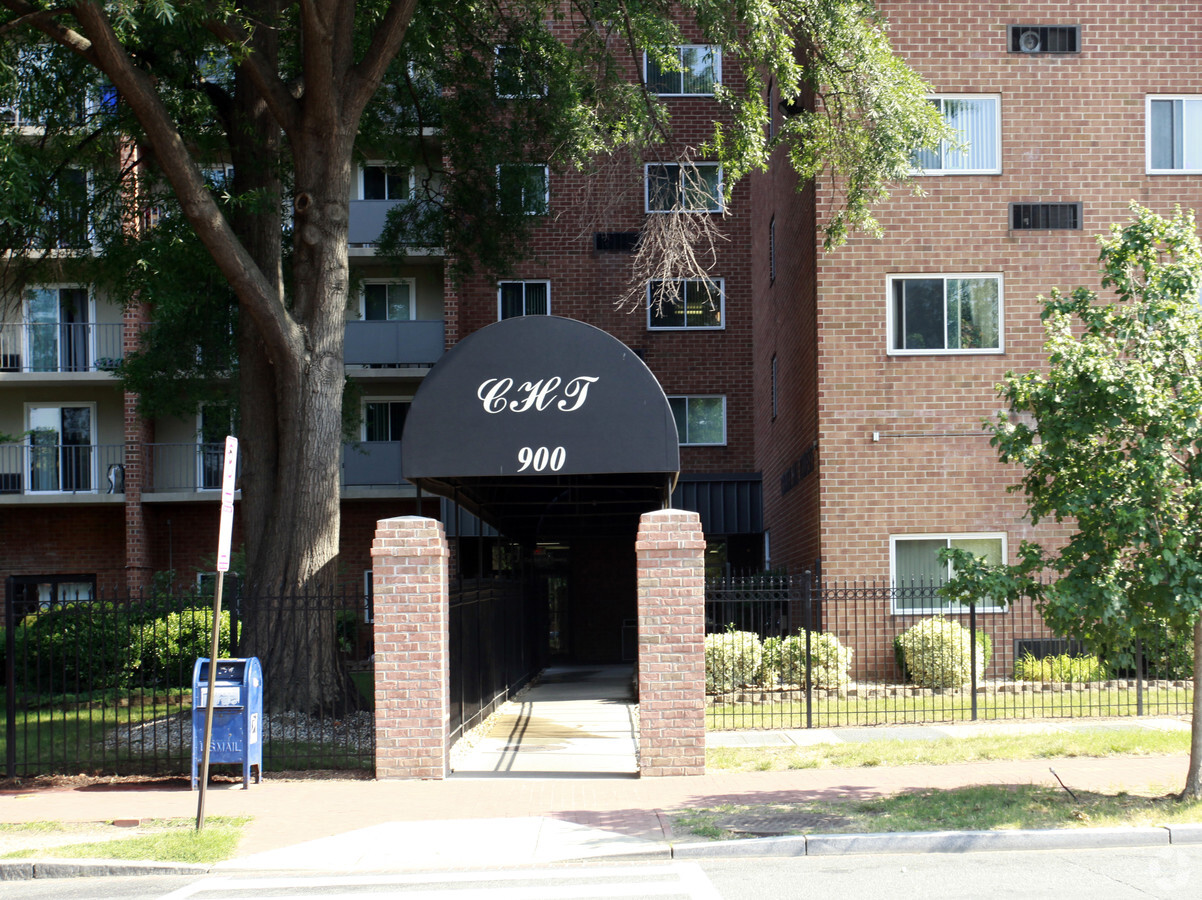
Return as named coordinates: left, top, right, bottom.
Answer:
left=3, top=3, right=1199, bottom=670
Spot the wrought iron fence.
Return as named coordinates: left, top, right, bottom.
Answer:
left=705, top=573, right=1194, bottom=730
left=3, top=584, right=374, bottom=778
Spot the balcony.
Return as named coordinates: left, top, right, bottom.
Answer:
left=0, top=442, right=126, bottom=496
left=347, top=199, right=442, bottom=248
left=344, top=320, right=445, bottom=368
left=342, top=441, right=406, bottom=487
left=145, top=443, right=238, bottom=494
left=0, top=323, right=124, bottom=375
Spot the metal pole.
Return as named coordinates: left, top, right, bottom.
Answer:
left=969, top=598, right=978, bottom=721
left=803, top=570, right=813, bottom=730
left=195, top=570, right=224, bottom=831
left=5, top=578, right=16, bottom=778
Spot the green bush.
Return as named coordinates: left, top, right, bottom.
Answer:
left=705, top=628, right=763, bottom=693
left=896, top=617, right=989, bottom=688
left=895, top=622, right=991, bottom=684
left=134, top=609, right=232, bottom=689
left=12, top=603, right=138, bottom=694
left=1014, top=652, right=1107, bottom=683
left=762, top=630, right=853, bottom=688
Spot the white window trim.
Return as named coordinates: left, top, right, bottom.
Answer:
left=890, top=532, right=1008, bottom=614
left=914, top=94, right=1002, bottom=176
left=644, top=162, right=724, bottom=213
left=645, top=278, right=725, bottom=330
left=643, top=45, right=721, bottom=97
left=1145, top=94, right=1202, bottom=174
left=495, top=164, right=550, bottom=215
left=359, top=279, right=416, bottom=321
left=357, top=162, right=415, bottom=201
left=360, top=396, right=413, bottom=442
left=886, top=272, right=1005, bottom=356
left=23, top=400, right=98, bottom=495
left=497, top=280, right=551, bottom=320
left=669, top=394, right=727, bottom=446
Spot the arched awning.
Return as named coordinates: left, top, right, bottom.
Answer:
left=401, top=315, right=680, bottom=541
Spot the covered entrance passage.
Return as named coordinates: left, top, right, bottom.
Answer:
left=370, top=316, right=707, bottom=779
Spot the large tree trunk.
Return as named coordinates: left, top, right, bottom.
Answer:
left=1183, top=616, right=1202, bottom=799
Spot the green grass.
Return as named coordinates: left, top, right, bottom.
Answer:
left=0, top=817, right=249, bottom=864
left=671, top=787, right=1202, bottom=842
left=707, top=729, right=1191, bottom=772
left=707, top=684, right=1194, bottom=730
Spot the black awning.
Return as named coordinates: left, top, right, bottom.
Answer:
left=402, top=315, right=680, bottom=541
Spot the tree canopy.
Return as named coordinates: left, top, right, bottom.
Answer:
left=943, top=205, right=1202, bottom=799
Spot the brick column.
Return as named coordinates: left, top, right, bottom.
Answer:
left=371, top=515, right=450, bottom=779
left=636, top=508, right=706, bottom=776
left=122, top=299, right=153, bottom=595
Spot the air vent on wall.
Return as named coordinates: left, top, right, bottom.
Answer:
left=594, top=231, right=640, bottom=252
left=1010, top=202, right=1081, bottom=231
left=1008, top=25, right=1080, bottom=54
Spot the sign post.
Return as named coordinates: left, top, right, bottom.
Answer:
left=196, top=435, right=238, bottom=831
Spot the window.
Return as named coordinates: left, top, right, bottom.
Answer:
left=7, top=575, right=95, bottom=620
left=1008, top=25, right=1080, bottom=54
left=645, top=45, right=720, bottom=96
left=888, top=274, right=1003, bottom=354
left=494, top=45, right=546, bottom=98
left=912, top=96, right=1000, bottom=175
left=363, top=399, right=410, bottom=442
left=497, top=164, right=549, bottom=215
left=361, top=280, right=414, bottom=321
left=24, top=285, right=91, bottom=372
left=668, top=396, right=726, bottom=445
left=35, top=168, right=90, bottom=249
left=1010, top=202, right=1081, bottom=230
left=498, top=281, right=549, bottom=319
left=25, top=402, right=95, bottom=492
left=1147, top=96, right=1202, bottom=173
left=891, top=534, right=1006, bottom=613
left=647, top=279, right=723, bottom=329
left=197, top=405, right=234, bottom=491
left=645, top=162, right=722, bottom=212
left=359, top=164, right=412, bottom=200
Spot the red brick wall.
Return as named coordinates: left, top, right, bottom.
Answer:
left=1, top=506, right=127, bottom=592
left=765, top=2, right=1195, bottom=581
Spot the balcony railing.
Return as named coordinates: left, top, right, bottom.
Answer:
left=347, top=199, right=442, bottom=246
left=145, top=442, right=239, bottom=493
left=344, top=320, right=445, bottom=367
left=0, top=442, right=126, bottom=495
left=0, top=323, right=124, bottom=373
left=342, top=440, right=406, bottom=487
left=0, top=441, right=411, bottom=496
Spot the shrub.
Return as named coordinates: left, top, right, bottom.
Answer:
left=894, top=621, right=991, bottom=684
left=1014, top=652, right=1106, bottom=683
left=12, top=602, right=138, bottom=694
left=134, top=609, right=232, bottom=689
left=763, top=631, right=853, bottom=688
left=896, top=617, right=988, bottom=688
left=705, top=628, right=763, bottom=693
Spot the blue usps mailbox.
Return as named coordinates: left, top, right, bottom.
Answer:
left=191, top=657, right=263, bottom=790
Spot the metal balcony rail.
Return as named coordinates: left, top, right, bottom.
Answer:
left=0, top=442, right=126, bottom=494
left=342, top=440, right=407, bottom=487
left=145, top=443, right=241, bottom=493
left=0, top=322, right=125, bottom=373
left=344, top=319, right=445, bottom=367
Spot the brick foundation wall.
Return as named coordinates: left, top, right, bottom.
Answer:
left=371, top=515, right=449, bottom=780
left=636, top=508, right=705, bottom=776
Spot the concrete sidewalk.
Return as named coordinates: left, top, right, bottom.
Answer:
left=0, top=720, right=1194, bottom=876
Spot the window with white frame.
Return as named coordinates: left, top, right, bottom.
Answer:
left=24, top=402, right=95, bottom=493
left=359, top=164, right=413, bottom=200
left=647, top=279, right=723, bottom=329
left=497, top=164, right=549, bottom=215
left=23, top=285, right=91, bottom=372
left=645, top=162, right=722, bottom=212
left=912, top=96, right=1000, bottom=174
left=668, top=396, right=726, bottom=445
left=888, top=274, right=1003, bottom=354
left=891, top=534, right=1006, bottom=613
left=361, top=280, right=414, bottom=321
left=498, top=281, right=549, bottom=319
left=362, top=398, right=411, bottom=442
left=493, top=45, right=547, bottom=98
left=1147, top=95, right=1202, bottom=173
left=644, top=45, right=720, bottom=95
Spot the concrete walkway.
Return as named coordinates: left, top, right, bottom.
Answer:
left=451, top=664, right=639, bottom=777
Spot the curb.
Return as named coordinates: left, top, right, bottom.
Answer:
left=672, top=825, right=1197, bottom=859
left=0, top=859, right=211, bottom=881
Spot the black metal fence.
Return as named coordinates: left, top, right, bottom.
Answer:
left=3, top=584, right=374, bottom=779
left=705, top=573, right=1195, bottom=730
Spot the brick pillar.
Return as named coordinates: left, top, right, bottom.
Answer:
left=371, top=515, right=450, bottom=779
left=122, top=299, right=154, bottom=595
left=636, top=508, right=706, bottom=776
